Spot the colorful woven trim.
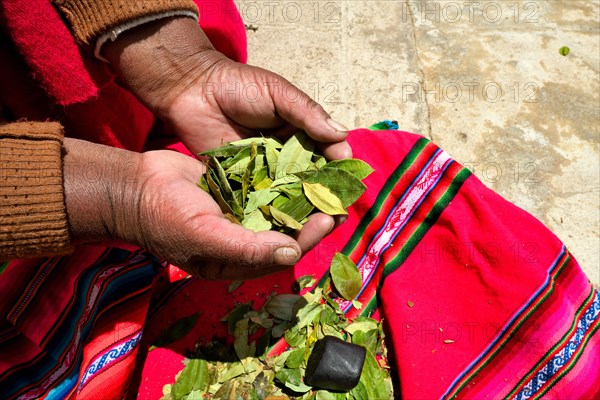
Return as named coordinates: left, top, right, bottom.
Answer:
left=268, top=137, right=470, bottom=357
left=368, top=119, right=399, bottom=130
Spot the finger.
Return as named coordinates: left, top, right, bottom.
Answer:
left=295, top=212, right=335, bottom=254
left=317, top=140, right=353, bottom=160
left=189, top=214, right=302, bottom=268
left=264, top=73, right=349, bottom=143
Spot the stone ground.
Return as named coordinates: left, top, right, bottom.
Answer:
left=239, top=0, right=600, bottom=285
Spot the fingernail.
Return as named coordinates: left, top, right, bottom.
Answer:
left=273, top=246, right=300, bottom=265
left=326, top=118, right=349, bottom=134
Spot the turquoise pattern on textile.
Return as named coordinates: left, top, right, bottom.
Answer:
left=369, top=120, right=399, bottom=130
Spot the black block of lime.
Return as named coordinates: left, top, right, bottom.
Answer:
left=304, top=336, right=366, bottom=391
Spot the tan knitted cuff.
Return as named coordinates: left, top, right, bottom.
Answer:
left=0, top=122, right=73, bottom=260
left=53, top=0, right=199, bottom=46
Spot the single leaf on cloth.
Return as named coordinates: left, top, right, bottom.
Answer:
left=234, top=319, right=256, bottom=361
left=242, top=209, right=273, bottom=232
left=228, top=280, right=243, bottom=293
left=296, top=168, right=366, bottom=208
left=323, top=159, right=374, bottom=180
left=275, top=131, right=315, bottom=179
left=330, top=253, right=362, bottom=301
left=302, top=182, right=347, bottom=216
left=152, top=312, right=201, bottom=350
left=265, top=294, right=302, bottom=321
left=221, top=302, right=253, bottom=335
left=269, top=206, right=303, bottom=231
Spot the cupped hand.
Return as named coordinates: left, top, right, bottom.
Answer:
left=103, top=17, right=352, bottom=160
left=63, top=138, right=332, bottom=280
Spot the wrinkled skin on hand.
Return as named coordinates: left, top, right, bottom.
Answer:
left=63, top=17, right=352, bottom=279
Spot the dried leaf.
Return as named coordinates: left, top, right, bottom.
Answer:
left=209, top=157, right=244, bottom=219
left=323, top=159, right=374, bottom=180
left=234, top=319, right=256, bottom=361
left=241, top=142, right=258, bottom=207
left=265, top=294, right=302, bottom=321
left=245, top=189, right=280, bottom=215
left=284, top=347, right=305, bottom=369
left=293, top=275, right=316, bottom=291
left=265, top=142, right=280, bottom=179
left=197, top=175, right=209, bottom=193
left=277, top=194, right=314, bottom=222
left=221, top=302, right=252, bottom=335
left=242, top=209, right=273, bottom=232
left=330, top=253, right=362, bottom=301
left=228, top=280, right=243, bottom=293
left=269, top=206, right=303, bottom=231
left=201, top=144, right=251, bottom=158
left=275, top=131, right=314, bottom=179
left=302, top=182, right=347, bottom=215
left=230, top=136, right=283, bottom=148
left=206, top=169, right=236, bottom=217
left=152, top=313, right=200, bottom=350
left=297, top=168, right=366, bottom=208
left=345, top=317, right=378, bottom=335
left=171, top=358, right=210, bottom=398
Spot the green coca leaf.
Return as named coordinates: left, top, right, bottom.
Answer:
left=330, top=252, right=362, bottom=301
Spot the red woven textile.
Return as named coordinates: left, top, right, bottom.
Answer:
left=135, top=131, right=600, bottom=399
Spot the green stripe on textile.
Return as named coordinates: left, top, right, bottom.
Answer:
left=382, top=167, right=472, bottom=280
left=359, top=296, right=379, bottom=317
left=341, top=138, right=430, bottom=256
left=0, top=262, right=8, bottom=276
left=506, top=287, right=596, bottom=398
left=316, top=138, right=431, bottom=289
left=447, top=254, right=571, bottom=398
left=532, top=315, right=600, bottom=400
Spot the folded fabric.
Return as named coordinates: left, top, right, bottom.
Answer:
left=0, top=128, right=597, bottom=399
left=136, top=128, right=599, bottom=399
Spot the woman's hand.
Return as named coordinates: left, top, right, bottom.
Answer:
left=103, top=17, right=352, bottom=160
left=63, top=138, right=333, bottom=280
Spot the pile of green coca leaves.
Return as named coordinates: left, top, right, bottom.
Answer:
left=197, top=132, right=373, bottom=232
left=160, top=254, right=394, bottom=400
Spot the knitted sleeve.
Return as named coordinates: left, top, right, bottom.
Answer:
left=0, top=122, right=73, bottom=260
left=52, top=0, right=199, bottom=47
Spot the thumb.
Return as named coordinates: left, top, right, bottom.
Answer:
left=265, top=74, right=349, bottom=143
left=183, top=215, right=302, bottom=279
